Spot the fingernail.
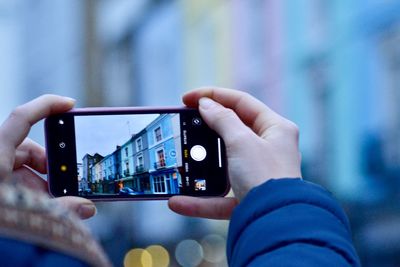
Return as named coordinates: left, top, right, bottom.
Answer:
left=63, top=96, right=76, bottom=104
left=77, top=203, right=97, bottom=219
left=199, top=97, right=216, bottom=109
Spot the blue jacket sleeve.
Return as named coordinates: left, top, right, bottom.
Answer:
left=227, top=178, right=361, bottom=267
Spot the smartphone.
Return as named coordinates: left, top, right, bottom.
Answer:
left=45, top=107, right=229, bottom=200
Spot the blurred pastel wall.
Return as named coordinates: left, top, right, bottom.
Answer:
left=2, top=0, right=400, bottom=266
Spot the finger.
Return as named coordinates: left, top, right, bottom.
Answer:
left=14, top=138, right=47, bottom=174
left=168, top=196, right=238, bottom=220
left=0, top=94, right=75, bottom=150
left=54, top=196, right=97, bottom=220
left=196, top=97, right=258, bottom=145
left=183, top=87, right=283, bottom=136
left=12, top=166, right=47, bottom=192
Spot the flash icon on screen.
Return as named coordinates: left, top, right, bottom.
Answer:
left=63, top=189, right=67, bottom=194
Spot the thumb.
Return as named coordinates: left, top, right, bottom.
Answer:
left=54, top=196, right=97, bottom=220
left=198, top=97, right=253, bottom=144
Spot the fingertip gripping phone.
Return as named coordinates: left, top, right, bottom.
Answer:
left=45, top=107, right=229, bottom=200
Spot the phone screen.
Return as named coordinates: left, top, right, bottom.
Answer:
left=45, top=108, right=229, bottom=200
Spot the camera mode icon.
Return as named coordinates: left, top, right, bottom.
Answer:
left=192, top=118, right=202, bottom=126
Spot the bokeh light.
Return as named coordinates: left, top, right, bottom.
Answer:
left=201, top=234, right=226, bottom=264
left=146, top=245, right=170, bottom=267
left=123, top=248, right=152, bottom=267
left=175, top=239, right=204, bottom=267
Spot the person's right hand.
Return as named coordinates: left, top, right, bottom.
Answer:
left=169, top=87, right=302, bottom=219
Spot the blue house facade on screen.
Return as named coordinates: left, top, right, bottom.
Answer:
left=120, top=137, right=135, bottom=180
left=131, top=128, right=151, bottom=193
left=146, top=114, right=182, bottom=194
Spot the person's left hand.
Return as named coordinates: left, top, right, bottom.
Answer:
left=0, top=94, right=97, bottom=219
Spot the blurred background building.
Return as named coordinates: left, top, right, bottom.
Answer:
left=1, top=0, right=400, bottom=266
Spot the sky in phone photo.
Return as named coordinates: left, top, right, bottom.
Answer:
left=74, top=114, right=159, bottom=162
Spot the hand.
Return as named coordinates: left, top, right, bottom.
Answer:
left=0, top=95, right=97, bottom=219
left=169, top=87, right=302, bottom=219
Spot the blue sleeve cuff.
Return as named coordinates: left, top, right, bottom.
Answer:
left=227, top=178, right=360, bottom=267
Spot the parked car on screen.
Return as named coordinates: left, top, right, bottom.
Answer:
left=119, top=187, right=141, bottom=196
